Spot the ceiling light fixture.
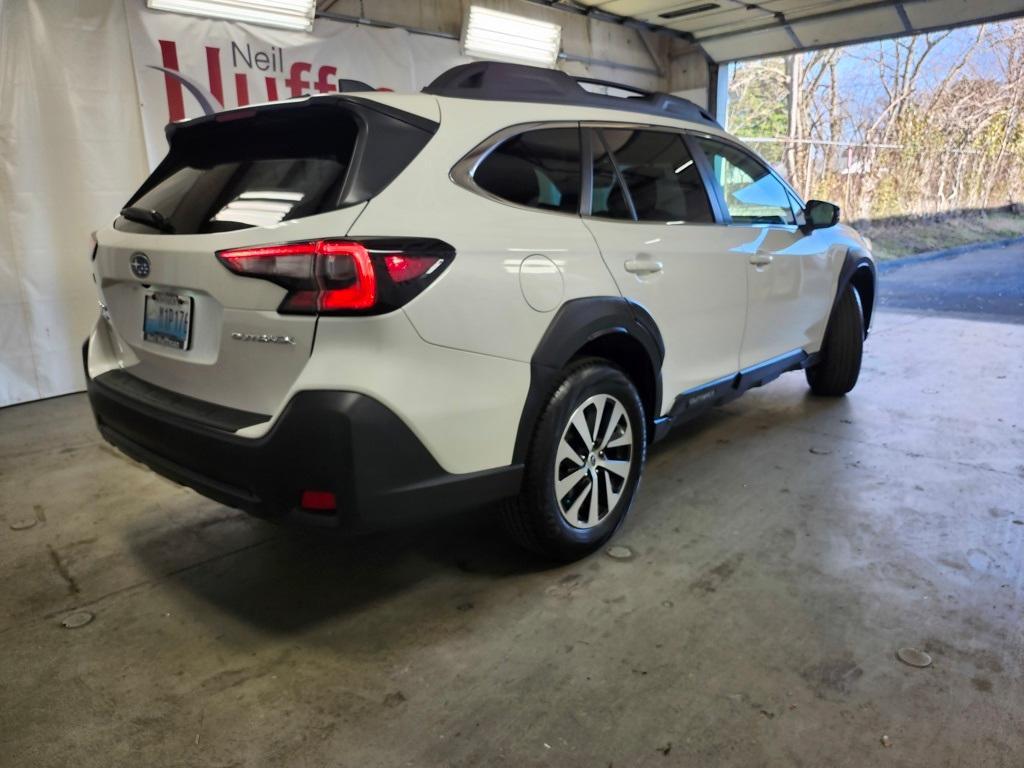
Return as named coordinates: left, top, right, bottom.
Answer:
left=147, top=0, right=316, bottom=32
left=462, top=6, right=562, bottom=69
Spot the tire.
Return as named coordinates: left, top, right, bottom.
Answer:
left=806, top=285, right=864, bottom=396
left=501, top=358, right=647, bottom=561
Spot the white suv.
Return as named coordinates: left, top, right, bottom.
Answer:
left=85, top=62, right=875, bottom=560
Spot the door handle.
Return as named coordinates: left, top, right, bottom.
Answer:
left=624, top=259, right=664, bottom=275
left=749, top=252, right=774, bottom=266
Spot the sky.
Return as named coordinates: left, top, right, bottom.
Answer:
left=837, top=22, right=1010, bottom=95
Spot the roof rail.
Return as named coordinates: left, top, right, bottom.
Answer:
left=422, top=62, right=720, bottom=128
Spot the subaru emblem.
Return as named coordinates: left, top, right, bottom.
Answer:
left=130, top=252, right=151, bottom=279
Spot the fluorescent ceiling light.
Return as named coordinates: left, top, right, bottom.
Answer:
left=147, top=0, right=316, bottom=32
left=462, top=6, right=561, bottom=69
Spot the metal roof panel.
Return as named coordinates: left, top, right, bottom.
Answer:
left=567, top=0, right=1024, bottom=61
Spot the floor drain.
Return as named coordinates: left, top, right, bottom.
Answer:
left=896, top=647, right=932, bottom=668
left=606, top=545, right=634, bottom=560
left=60, top=611, right=94, bottom=629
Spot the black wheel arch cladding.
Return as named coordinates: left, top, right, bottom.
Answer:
left=833, top=247, right=875, bottom=334
left=513, top=296, right=665, bottom=464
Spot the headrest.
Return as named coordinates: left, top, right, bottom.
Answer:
left=474, top=154, right=539, bottom=206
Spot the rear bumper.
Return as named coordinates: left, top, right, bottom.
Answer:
left=85, top=352, right=523, bottom=530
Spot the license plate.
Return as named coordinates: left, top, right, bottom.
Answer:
left=143, top=292, right=193, bottom=350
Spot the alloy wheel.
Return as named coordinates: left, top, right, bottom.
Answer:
left=554, top=393, right=634, bottom=529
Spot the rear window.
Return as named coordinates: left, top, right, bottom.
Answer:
left=118, top=109, right=358, bottom=234
left=116, top=96, right=453, bottom=237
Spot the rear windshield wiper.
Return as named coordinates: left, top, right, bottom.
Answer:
left=119, top=206, right=175, bottom=234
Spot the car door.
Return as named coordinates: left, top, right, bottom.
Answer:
left=691, top=135, right=836, bottom=369
left=581, top=126, right=749, bottom=410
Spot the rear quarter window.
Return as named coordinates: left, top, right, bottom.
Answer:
left=472, top=127, right=581, bottom=214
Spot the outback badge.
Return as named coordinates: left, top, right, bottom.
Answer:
left=231, top=332, right=295, bottom=345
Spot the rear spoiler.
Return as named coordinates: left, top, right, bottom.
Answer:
left=164, top=91, right=437, bottom=142
left=124, top=96, right=437, bottom=213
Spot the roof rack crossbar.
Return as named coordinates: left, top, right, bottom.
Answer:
left=422, top=62, right=720, bottom=128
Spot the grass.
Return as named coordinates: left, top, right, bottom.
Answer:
left=852, top=208, right=1024, bottom=261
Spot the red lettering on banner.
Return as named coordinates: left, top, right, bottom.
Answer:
left=285, top=62, right=311, bottom=97
left=158, top=40, right=185, bottom=121
left=206, top=46, right=224, bottom=106
left=151, top=41, right=342, bottom=120
left=315, top=66, right=338, bottom=93
left=235, top=73, right=250, bottom=106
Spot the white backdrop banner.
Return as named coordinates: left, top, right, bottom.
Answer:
left=0, top=0, right=151, bottom=408
left=125, top=2, right=466, bottom=166
left=0, top=0, right=466, bottom=408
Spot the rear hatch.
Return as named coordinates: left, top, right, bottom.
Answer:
left=93, top=96, right=437, bottom=418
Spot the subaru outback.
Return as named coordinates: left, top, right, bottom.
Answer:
left=85, top=61, right=875, bottom=561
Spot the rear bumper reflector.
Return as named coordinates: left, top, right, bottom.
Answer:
left=85, top=363, right=523, bottom=531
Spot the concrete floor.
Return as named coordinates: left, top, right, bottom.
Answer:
left=1, top=310, right=1022, bottom=767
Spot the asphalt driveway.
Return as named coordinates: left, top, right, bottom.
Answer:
left=877, top=238, right=1024, bottom=322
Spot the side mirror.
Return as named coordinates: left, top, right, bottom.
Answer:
left=803, top=200, right=840, bottom=232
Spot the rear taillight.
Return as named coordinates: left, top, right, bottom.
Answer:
left=216, top=238, right=453, bottom=315
left=300, top=490, right=336, bottom=511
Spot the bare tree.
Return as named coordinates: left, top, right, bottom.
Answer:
left=729, top=21, right=1024, bottom=218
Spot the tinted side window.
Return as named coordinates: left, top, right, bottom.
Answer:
left=474, top=128, right=581, bottom=213
left=591, top=131, right=633, bottom=220
left=695, top=137, right=795, bottom=225
left=594, top=129, right=713, bottom=223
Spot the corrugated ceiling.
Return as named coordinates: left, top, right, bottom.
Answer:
left=567, top=0, right=1024, bottom=61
